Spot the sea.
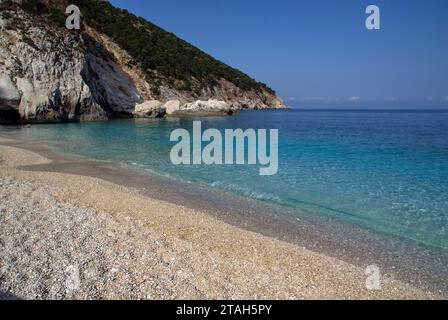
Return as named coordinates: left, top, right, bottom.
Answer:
left=12, top=109, right=448, bottom=250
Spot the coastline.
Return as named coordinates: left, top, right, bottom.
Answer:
left=0, top=133, right=445, bottom=299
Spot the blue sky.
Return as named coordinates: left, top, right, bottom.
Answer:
left=110, top=0, right=448, bottom=108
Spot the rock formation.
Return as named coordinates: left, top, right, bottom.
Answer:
left=0, top=1, right=285, bottom=124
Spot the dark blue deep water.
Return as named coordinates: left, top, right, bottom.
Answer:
left=15, top=110, right=448, bottom=248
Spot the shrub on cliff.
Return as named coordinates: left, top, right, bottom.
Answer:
left=75, top=0, right=275, bottom=96
left=19, top=0, right=276, bottom=96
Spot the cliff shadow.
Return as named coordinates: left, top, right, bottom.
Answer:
left=0, top=291, right=21, bottom=300
left=80, top=32, right=143, bottom=119
left=0, top=99, right=20, bottom=125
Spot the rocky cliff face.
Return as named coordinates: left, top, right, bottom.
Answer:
left=0, top=1, right=285, bottom=124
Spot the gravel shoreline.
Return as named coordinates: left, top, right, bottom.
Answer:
left=0, top=138, right=441, bottom=299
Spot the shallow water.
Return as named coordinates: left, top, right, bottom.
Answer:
left=13, top=109, right=448, bottom=249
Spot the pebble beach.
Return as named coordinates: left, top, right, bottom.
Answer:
left=0, top=136, right=441, bottom=299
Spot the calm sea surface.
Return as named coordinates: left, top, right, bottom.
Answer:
left=14, top=109, right=448, bottom=248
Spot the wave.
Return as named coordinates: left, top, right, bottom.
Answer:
left=209, top=181, right=282, bottom=203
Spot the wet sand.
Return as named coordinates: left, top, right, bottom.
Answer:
left=0, top=132, right=446, bottom=299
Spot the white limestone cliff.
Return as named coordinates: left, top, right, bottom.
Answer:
left=0, top=4, right=285, bottom=124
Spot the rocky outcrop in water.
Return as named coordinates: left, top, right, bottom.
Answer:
left=0, top=1, right=285, bottom=124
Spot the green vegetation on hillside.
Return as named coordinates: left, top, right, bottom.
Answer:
left=76, top=0, right=274, bottom=95
left=72, top=0, right=276, bottom=95
left=20, top=0, right=66, bottom=27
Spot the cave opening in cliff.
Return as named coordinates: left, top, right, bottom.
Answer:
left=0, top=108, right=21, bottom=125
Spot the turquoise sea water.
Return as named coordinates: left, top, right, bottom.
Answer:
left=14, top=110, right=448, bottom=248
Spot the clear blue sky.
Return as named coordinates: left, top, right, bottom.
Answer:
left=110, top=0, right=448, bottom=108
